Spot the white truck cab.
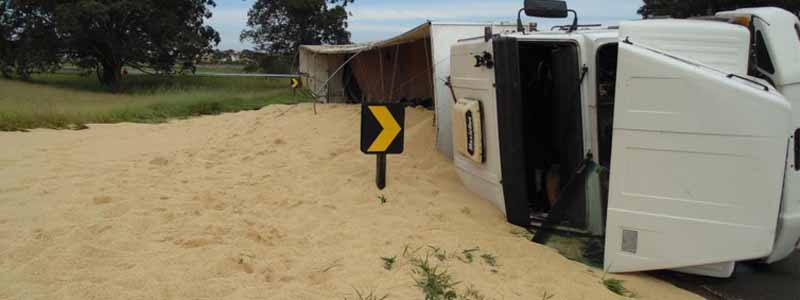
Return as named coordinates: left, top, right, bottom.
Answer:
left=448, top=1, right=800, bottom=278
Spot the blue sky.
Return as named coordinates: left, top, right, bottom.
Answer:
left=208, top=0, right=644, bottom=50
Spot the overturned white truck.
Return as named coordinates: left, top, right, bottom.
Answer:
left=447, top=1, right=800, bottom=278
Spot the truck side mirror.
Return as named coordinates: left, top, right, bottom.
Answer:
left=518, top=1, right=578, bottom=33
left=523, top=0, right=568, bottom=18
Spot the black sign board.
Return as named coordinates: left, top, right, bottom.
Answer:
left=360, top=103, right=405, bottom=190
left=360, top=104, right=405, bottom=155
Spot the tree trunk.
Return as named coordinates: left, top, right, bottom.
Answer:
left=99, top=62, right=123, bottom=93
left=0, top=64, right=10, bottom=79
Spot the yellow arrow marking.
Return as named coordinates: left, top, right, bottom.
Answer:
left=291, top=78, right=299, bottom=89
left=367, top=106, right=401, bottom=152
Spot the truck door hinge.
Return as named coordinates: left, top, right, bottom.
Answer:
left=622, top=36, right=633, bottom=45
left=579, top=65, right=589, bottom=84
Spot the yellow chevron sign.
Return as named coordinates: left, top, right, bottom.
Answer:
left=290, top=78, right=300, bottom=89
left=367, top=106, right=401, bottom=152
left=361, top=104, right=405, bottom=154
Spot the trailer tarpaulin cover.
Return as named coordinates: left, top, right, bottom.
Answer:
left=299, top=23, right=434, bottom=103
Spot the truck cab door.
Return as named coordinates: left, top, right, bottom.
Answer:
left=604, top=39, right=792, bottom=277
left=450, top=38, right=515, bottom=223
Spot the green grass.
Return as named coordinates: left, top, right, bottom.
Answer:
left=459, top=286, right=489, bottom=300
left=346, top=289, right=389, bottom=300
left=411, top=256, right=460, bottom=300
left=393, top=245, right=495, bottom=300
left=380, top=256, right=397, bottom=271
left=541, top=291, right=555, bottom=300
left=602, top=278, right=635, bottom=298
left=457, top=248, right=480, bottom=264
left=540, top=232, right=604, bottom=269
left=479, top=253, right=497, bottom=267
left=510, top=228, right=534, bottom=240
left=0, top=73, right=308, bottom=131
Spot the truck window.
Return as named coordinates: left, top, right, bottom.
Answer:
left=796, top=23, right=800, bottom=45
left=596, top=44, right=618, bottom=168
left=755, top=31, right=775, bottom=74
left=796, top=129, right=799, bottom=171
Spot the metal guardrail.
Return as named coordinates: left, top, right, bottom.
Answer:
left=57, top=67, right=301, bottom=78
left=192, top=72, right=300, bottom=78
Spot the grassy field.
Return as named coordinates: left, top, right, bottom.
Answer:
left=0, top=73, right=308, bottom=131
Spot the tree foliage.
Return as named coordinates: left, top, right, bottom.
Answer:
left=241, top=0, right=353, bottom=56
left=243, top=53, right=293, bottom=74
left=0, top=0, right=60, bottom=79
left=0, top=0, right=220, bottom=90
left=639, top=0, right=800, bottom=19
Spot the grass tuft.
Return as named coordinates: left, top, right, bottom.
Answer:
left=457, top=248, right=480, bottom=264
left=458, top=286, right=489, bottom=300
left=510, top=228, right=534, bottom=240
left=381, top=256, right=397, bottom=271
left=346, top=288, right=389, bottom=300
left=428, top=245, right=447, bottom=262
left=541, top=291, right=555, bottom=300
left=411, top=256, right=460, bottom=300
left=399, top=245, right=495, bottom=300
left=602, top=278, right=635, bottom=297
left=480, top=253, right=498, bottom=267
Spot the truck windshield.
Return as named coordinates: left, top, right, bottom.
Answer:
left=796, top=23, right=800, bottom=46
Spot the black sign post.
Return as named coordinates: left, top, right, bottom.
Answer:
left=361, top=103, right=405, bottom=190
left=376, top=154, right=387, bottom=190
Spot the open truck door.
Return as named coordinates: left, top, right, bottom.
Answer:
left=604, top=37, right=792, bottom=277
left=449, top=38, right=516, bottom=223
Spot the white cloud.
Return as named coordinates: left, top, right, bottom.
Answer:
left=208, top=8, right=252, bottom=50
left=348, top=22, right=415, bottom=33
left=348, top=0, right=641, bottom=22
left=349, top=3, right=520, bottom=21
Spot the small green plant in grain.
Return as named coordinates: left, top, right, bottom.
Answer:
left=480, top=253, right=498, bottom=267
left=603, top=278, right=634, bottom=297
left=510, top=228, right=534, bottom=240
left=411, top=256, right=460, bottom=300
left=346, top=288, right=388, bottom=300
left=403, top=244, right=424, bottom=258
left=381, top=256, right=397, bottom=270
left=458, top=286, right=489, bottom=300
left=428, top=245, right=447, bottom=262
left=378, top=195, right=387, bottom=205
left=457, top=248, right=480, bottom=264
left=541, top=291, right=555, bottom=300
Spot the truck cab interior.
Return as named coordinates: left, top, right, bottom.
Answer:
left=516, top=41, right=586, bottom=229
left=491, top=1, right=617, bottom=235
left=506, top=40, right=619, bottom=235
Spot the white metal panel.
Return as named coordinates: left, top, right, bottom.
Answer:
left=714, top=8, right=800, bottom=262
left=672, top=261, right=736, bottom=278
left=449, top=39, right=506, bottom=213
left=604, top=41, right=791, bottom=275
left=769, top=82, right=800, bottom=263
left=431, top=24, right=516, bottom=160
left=619, top=20, right=751, bottom=75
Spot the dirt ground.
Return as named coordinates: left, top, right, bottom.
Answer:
left=0, top=104, right=703, bottom=300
